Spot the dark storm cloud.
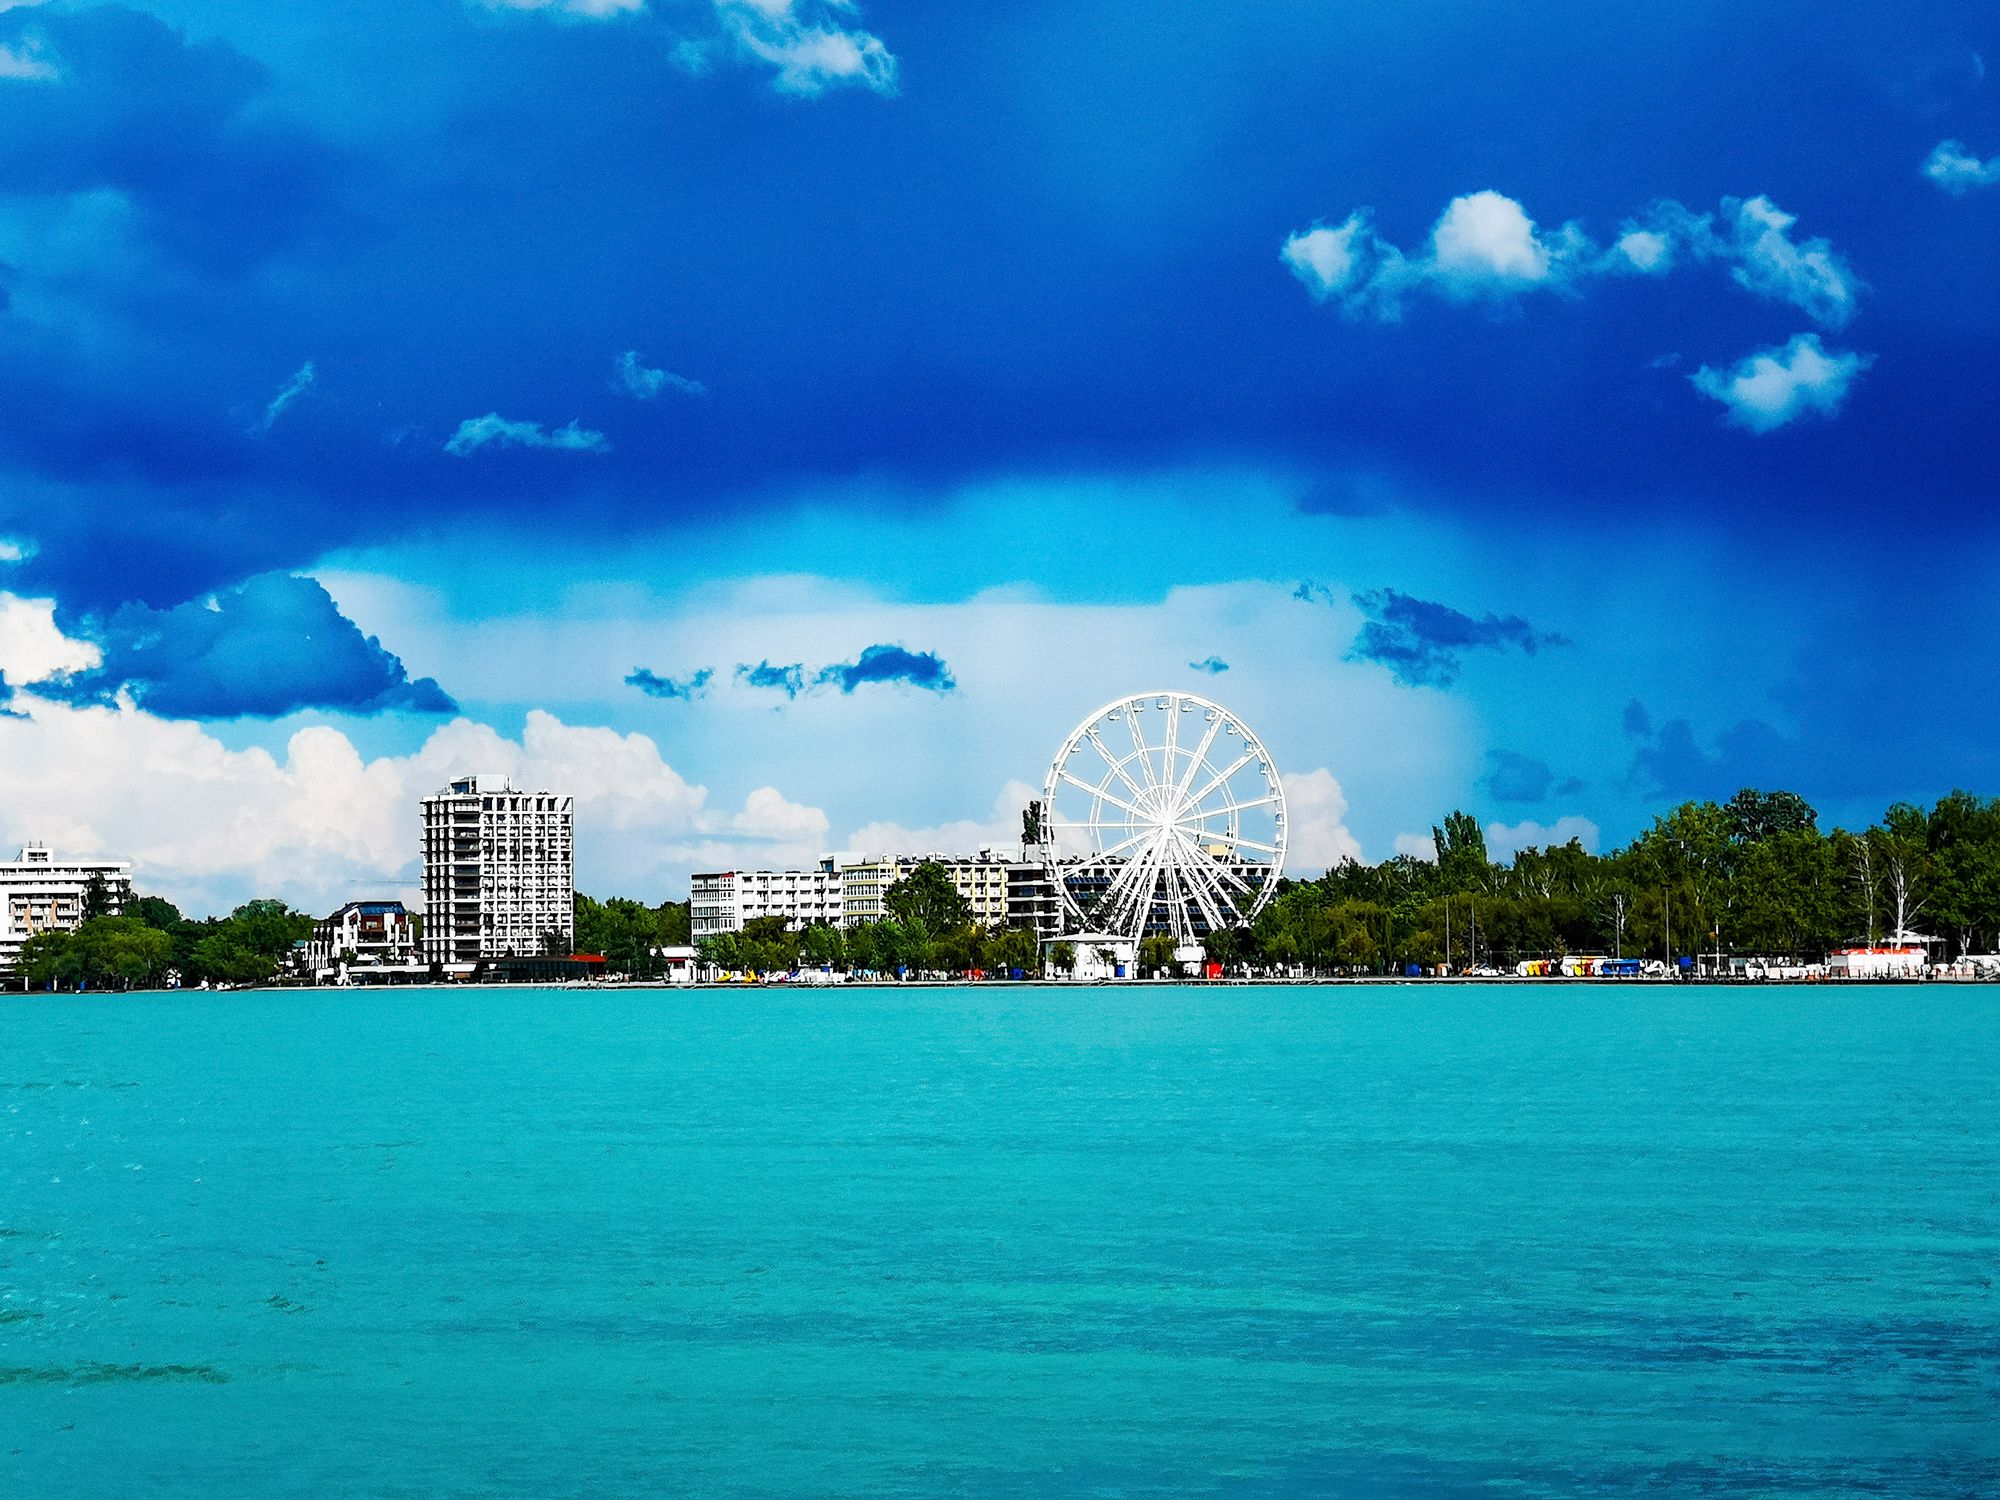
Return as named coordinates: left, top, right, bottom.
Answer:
left=735, top=661, right=806, bottom=698
left=39, top=574, right=455, bottom=719
left=626, top=666, right=713, bottom=701
left=1482, top=750, right=1583, bottom=805
left=815, top=644, right=955, bottom=694
left=1348, top=589, right=1567, bottom=687
left=0, top=0, right=1995, bottom=695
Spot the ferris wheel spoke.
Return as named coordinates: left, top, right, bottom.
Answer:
left=1172, top=713, right=1225, bottom=799
left=1180, top=843, right=1255, bottom=899
left=1181, top=748, right=1260, bottom=810
left=1169, top=836, right=1235, bottom=931
left=1056, top=770, right=1145, bottom=819
left=1122, top=707, right=1162, bottom=791
left=1082, top=727, right=1152, bottom=803
left=1077, top=826, right=1153, bottom=863
left=1220, top=836, right=1282, bottom=855
left=1189, top=791, right=1282, bottom=818
left=1167, top=851, right=1221, bottom=929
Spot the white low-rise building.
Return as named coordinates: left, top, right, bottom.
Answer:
left=692, top=851, right=1022, bottom=937
left=0, top=844, right=131, bottom=975
left=1826, top=939, right=1930, bottom=979
left=307, top=900, right=419, bottom=981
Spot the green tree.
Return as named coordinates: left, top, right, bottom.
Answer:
left=20, top=929, right=79, bottom=989
left=988, top=927, right=1038, bottom=977
left=884, top=862, right=973, bottom=937
left=1724, top=789, right=1818, bottom=844
left=81, top=872, right=118, bottom=921
left=1432, top=811, right=1492, bottom=893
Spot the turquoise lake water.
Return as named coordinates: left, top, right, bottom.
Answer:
left=3, top=983, right=1997, bottom=1497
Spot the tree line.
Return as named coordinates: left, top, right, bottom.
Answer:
left=1238, top=789, right=2000, bottom=975
left=17, top=885, right=319, bottom=991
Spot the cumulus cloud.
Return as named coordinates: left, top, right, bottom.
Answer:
left=40, top=573, right=455, bottom=719
left=1284, top=190, right=1862, bottom=328
left=1393, top=832, right=1437, bottom=861
left=0, top=700, right=827, bottom=915
left=1283, top=767, right=1365, bottom=873
left=845, top=780, right=1039, bottom=858
left=1922, top=139, right=2000, bottom=195
left=1484, top=815, right=1601, bottom=863
left=1346, top=588, right=1566, bottom=688
left=1690, top=333, right=1872, bottom=433
left=250, top=360, right=316, bottom=435
left=815, top=643, right=955, bottom=693
left=614, top=349, right=705, bottom=398
left=1188, top=655, right=1229, bottom=674
left=736, top=659, right=806, bottom=697
left=0, top=591, right=99, bottom=683
left=627, top=665, right=713, bottom=700
left=443, top=413, right=609, bottom=455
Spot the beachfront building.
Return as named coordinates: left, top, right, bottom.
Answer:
left=307, top=900, right=419, bottom=981
left=692, top=854, right=859, bottom=939
left=420, top=775, right=574, bottom=967
left=1825, top=938, right=1931, bottom=979
left=692, top=851, right=1025, bottom=937
left=0, top=844, right=131, bottom=974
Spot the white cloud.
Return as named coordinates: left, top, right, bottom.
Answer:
left=703, top=0, right=897, bottom=96
left=1285, top=190, right=1861, bottom=328
left=614, top=349, right=705, bottom=398
left=1718, top=196, right=1860, bottom=330
left=1690, top=333, right=1872, bottom=433
left=1428, top=190, right=1570, bottom=293
left=251, top=361, right=316, bottom=435
left=0, top=592, right=100, bottom=683
left=443, top=412, right=609, bottom=455
left=472, top=0, right=896, bottom=95
left=1393, top=832, right=1436, bottom=861
left=0, top=539, right=27, bottom=563
left=1485, top=815, right=1600, bottom=863
left=1282, top=767, right=1365, bottom=873
left=1923, top=139, right=2000, bottom=194
left=845, top=779, right=1039, bottom=858
left=0, top=690, right=827, bottom=915
left=0, top=35, right=56, bottom=80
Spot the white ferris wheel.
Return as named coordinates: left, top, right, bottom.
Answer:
left=1040, top=691, right=1288, bottom=940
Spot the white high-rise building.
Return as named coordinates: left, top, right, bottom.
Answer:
left=420, top=775, right=573, bottom=967
left=0, top=844, right=131, bottom=974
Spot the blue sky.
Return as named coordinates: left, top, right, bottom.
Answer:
left=0, top=0, right=1997, bottom=912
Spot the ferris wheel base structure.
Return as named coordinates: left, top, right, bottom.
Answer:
left=1037, top=691, right=1288, bottom=944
